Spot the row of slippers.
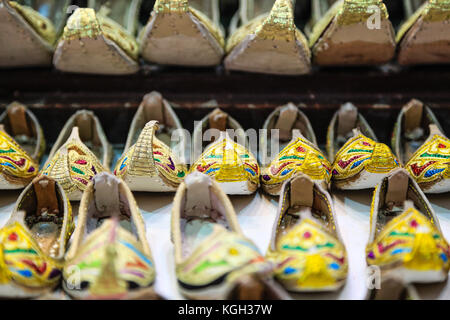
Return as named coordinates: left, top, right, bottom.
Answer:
left=0, top=167, right=448, bottom=299
left=0, top=97, right=448, bottom=299
left=0, top=93, right=449, bottom=199
left=1, top=0, right=450, bottom=75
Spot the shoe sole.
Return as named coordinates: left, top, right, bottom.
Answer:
left=53, top=34, right=139, bottom=75
left=0, top=282, right=55, bottom=299
left=225, top=34, right=311, bottom=75
left=140, top=11, right=224, bottom=66
left=217, top=180, right=258, bottom=195
left=398, top=5, right=450, bottom=65
left=123, top=175, right=177, bottom=192
left=63, top=280, right=163, bottom=300
left=0, top=173, right=33, bottom=190
left=286, top=281, right=346, bottom=295
left=0, top=5, right=52, bottom=68
left=332, top=169, right=396, bottom=190
left=311, top=3, right=396, bottom=65
left=370, top=268, right=448, bottom=299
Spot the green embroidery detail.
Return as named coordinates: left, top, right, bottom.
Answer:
left=240, top=154, right=250, bottom=158
left=71, top=167, right=85, bottom=175
left=316, top=242, right=335, bottom=249
left=177, top=171, right=185, bottom=178
left=282, top=244, right=308, bottom=252
left=0, top=148, right=15, bottom=154
left=420, top=153, right=450, bottom=159
left=280, top=156, right=305, bottom=161
left=4, top=248, right=37, bottom=254
left=194, top=260, right=228, bottom=273
left=389, top=231, right=414, bottom=237
left=154, top=158, right=161, bottom=163
left=206, top=155, right=223, bottom=159
left=433, top=234, right=440, bottom=239
left=78, top=260, right=102, bottom=270
left=348, top=149, right=373, bottom=153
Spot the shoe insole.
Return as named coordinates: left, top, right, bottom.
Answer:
left=404, top=139, right=424, bottom=163
left=31, top=221, right=60, bottom=256
left=376, top=206, right=405, bottom=234
left=182, top=219, right=222, bottom=259
left=14, top=134, right=36, bottom=158
left=96, top=217, right=134, bottom=235
left=83, top=141, right=104, bottom=163
left=277, top=207, right=330, bottom=242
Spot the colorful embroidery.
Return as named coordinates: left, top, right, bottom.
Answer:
left=261, top=137, right=331, bottom=191
left=332, top=134, right=398, bottom=182
left=190, top=137, right=260, bottom=187
left=64, top=220, right=155, bottom=291
left=114, top=122, right=186, bottom=188
left=0, top=131, right=38, bottom=186
left=266, top=219, right=347, bottom=291
left=177, top=230, right=270, bottom=287
left=406, top=135, right=450, bottom=191
left=42, top=141, right=106, bottom=197
left=0, top=203, right=73, bottom=289
left=366, top=208, right=450, bottom=272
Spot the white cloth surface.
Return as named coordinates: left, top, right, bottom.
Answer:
left=0, top=189, right=448, bottom=300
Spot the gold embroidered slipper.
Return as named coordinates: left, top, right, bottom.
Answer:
left=397, top=0, right=450, bottom=65
left=48, top=109, right=112, bottom=169
left=367, top=168, right=450, bottom=285
left=54, top=0, right=142, bottom=75
left=0, top=0, right=69, bottom=67
left=0, top=126, right=38, bottom=190
left=0, top=101, right=46, bottom=163
left=308, top=0, right=396, bottom=65
left=261, top=134, right=331, bottom=196
left=140, top=0, right=225, bottom=67
left=115, top=92, right=187, bottom=192
left=225, top=0, right=311, bottom=75
left=114, top=119, right=187, bottom=192
left=260, top=103, right=317, bottom=166
left=404, top=124, right=450, bottom=193
left=331, top=129, right=399, bottom=190
left=63, top=172, right=161, bottom=300
left=172, top=172, right=290, bottom=300
left=326, top=102, right=377, bottom=162
left=0, top=175, right=73, bottom=298
left=392, top=99, right=444, bottom=165
left=266, top=173, right=348, bottom=292
left=41, top=126, right=107, bottom=201
left=190, top=132, right=260, bottom=195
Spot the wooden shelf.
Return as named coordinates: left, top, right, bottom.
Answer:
left=0, top=66, right=449, bottom=145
